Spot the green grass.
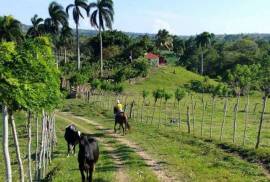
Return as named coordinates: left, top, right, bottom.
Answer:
left=0, top=108, right=158, bottom=181
left=86, top=90, right=270, bottom=152
left=123, top=66, right=217, bottom=95
left=0, top=112, right=116, bottom=181
left=56, top=113, right=158, bottom=182
left=62, top=99, right=270, bottom=181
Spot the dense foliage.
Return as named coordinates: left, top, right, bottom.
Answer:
left=0, top=36, right=61, bottom=111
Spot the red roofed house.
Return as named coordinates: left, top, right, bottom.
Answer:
left=145, top=53, right=167, bottom=67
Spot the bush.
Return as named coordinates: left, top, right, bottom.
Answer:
left=186, top=80, right=213, bottom=93
left=90, top=79, right=101, bottom=90
left=175, top=87, right=186, bottom=102
left=112, top=84, right=124, bottom=94
left=152, top=89, right=165, bottom=102
left=132, top=57, right=150, bottom=77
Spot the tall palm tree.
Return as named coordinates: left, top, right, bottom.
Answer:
left=66, top=0, right=88, bottom=70
left=27, top=14, right=44, bottom=37
left=195, top=32, right=214, bottom=75
left=88, top=0, right=114, bottom=77
left=44, top=2, right=68, bottom=35
left=0, top=15, right=23, bottom=42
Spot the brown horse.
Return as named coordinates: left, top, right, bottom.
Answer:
left=113, top=106, right=130, bottom=135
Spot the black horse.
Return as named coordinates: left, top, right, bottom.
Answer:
left=113, top=106, right=130, bottom=135
left=78, top=134, right=99, bottom=182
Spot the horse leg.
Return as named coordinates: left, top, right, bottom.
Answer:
left=86, top=168, right=89, bottom=182
left=80, top=167, right=85, bottom=182
left=89, top=164, right=94, bottom=182
left=67, top=143, right=70, bottom=157
left=121, top=123, right=125, bottom=135
left=73, top=145, right=76, bottom=155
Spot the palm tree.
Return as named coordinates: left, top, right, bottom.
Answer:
left=88, top=0, right=114, bottom=77
left=27, top=14, right=44, bottom=37
left=44, top=2, right=68, bottom=35
left=66, top=0, right=88, bottom=70
left=0, top=15, right=23, bottom=42
left=156, top=29, right=173, bottom=51
left=195, top=32, right=214, bottom=75
left=59, top=25, right=73, bottom=64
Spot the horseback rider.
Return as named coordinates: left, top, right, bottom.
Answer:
left=114, top=99, right=130, bottom=135
left=115, top=99, right=123, bottom=114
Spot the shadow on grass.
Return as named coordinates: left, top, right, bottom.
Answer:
left=94, top=178, right=110, bottom=182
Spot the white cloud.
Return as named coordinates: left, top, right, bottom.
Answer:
left=152, top=19, right=176, bottom=34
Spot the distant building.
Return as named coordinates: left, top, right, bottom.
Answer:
left=145, top=53, right=167, bottom=67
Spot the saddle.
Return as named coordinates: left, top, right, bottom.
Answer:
left=116, top=111, right=124, bottom=117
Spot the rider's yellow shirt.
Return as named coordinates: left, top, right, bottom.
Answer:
left=116, top=103, right=123, bottom=111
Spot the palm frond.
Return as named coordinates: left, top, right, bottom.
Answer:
left=90, top=10, right=98, bottom=28
left=66, top=4, right=75, bottom=15
left=73, top=7, right=80, bottom=24
left=87, top=2, right=97, bottom=16
left=102, top=12, right=112, bottom=29
left=99, top=12, right=105, bottom=30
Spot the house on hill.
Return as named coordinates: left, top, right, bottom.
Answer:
left=145, top=53, right=167, bottom=67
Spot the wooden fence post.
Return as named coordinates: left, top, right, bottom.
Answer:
left=187, top=106, right=191, bottom=134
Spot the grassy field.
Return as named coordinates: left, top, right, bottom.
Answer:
left=88, top=89, right=270, bottom=152
left=61, top=99, right=270, bottom=181
left=0, top=110, right=157, bottom=181
left=106, top=66, right=269, bottom=151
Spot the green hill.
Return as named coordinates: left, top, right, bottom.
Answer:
left=124, top=66, right=217, bottom=95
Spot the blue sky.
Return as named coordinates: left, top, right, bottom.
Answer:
left=1, top=0, right=270, bottom=35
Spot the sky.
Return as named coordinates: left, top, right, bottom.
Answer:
left=1, top=0, right=270, bottom=35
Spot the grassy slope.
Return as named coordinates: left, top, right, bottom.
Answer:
left=62, top=99, right=270, bottom=182
left=123, top=66, right=217, bottom=95
left=121, top=65, right=269, bottom=151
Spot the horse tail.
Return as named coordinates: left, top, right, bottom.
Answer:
left=126, top=122, right=131, bottom=130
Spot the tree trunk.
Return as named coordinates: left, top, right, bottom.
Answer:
left=243, top=93, right=249, bottom=146
left=9, top=110, right=24, bottom=182
left=255, top=94, right=267, bottom=149
left=99, top=26, right=103, bottom=77
left=76, top=23, right=80, bottom=70
left=200, top=46, right=204, bottom=75
left=220, top=97, right=228, bottom=141
left=27, top=111, right=33, bottom=182
left=2, top=105, right=12, bottom=182
left=38, top=110, right=45, bottom=180
left=187, top=106, right=191, bottom=134
left=233, top=95, right=240, bottom=143
left=64, top=47, right=67, bottom=64
left=210, top=97, right=216, bottom=138
left=35, top=114, right=39, bottom=181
